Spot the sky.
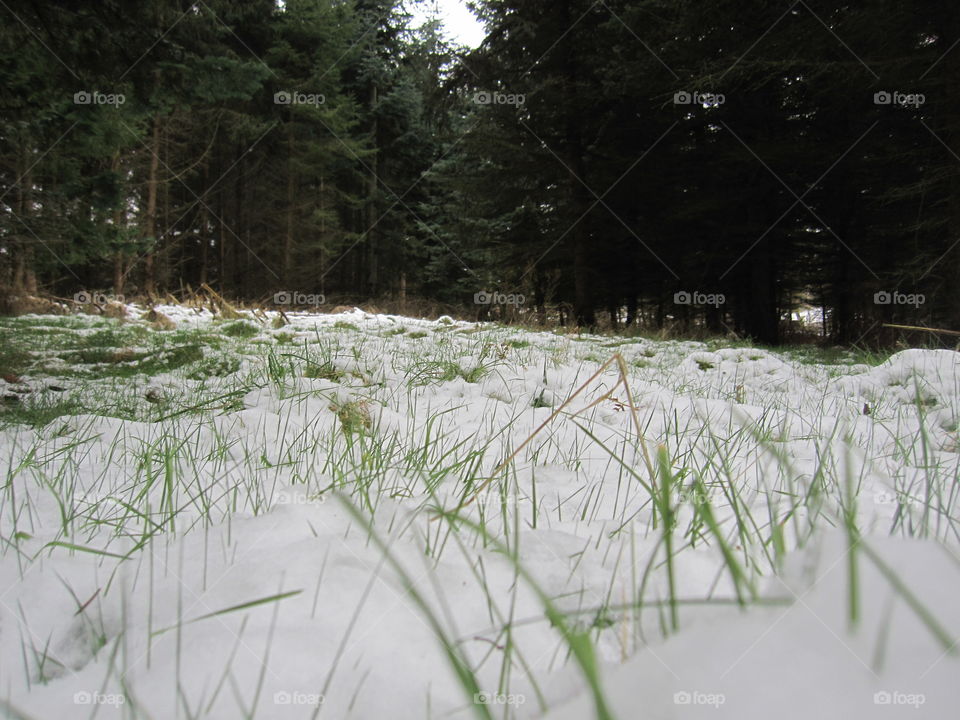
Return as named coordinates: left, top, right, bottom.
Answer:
left=408, top=0, right=487, bottom=48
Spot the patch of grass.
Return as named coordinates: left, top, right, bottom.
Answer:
left=409, top=358, right=490, bottom=386
left=784, top=344, right=892, bottom=367
left=6, top=315, right=101, bottom=330
left=0, top=398, right=63, bottom=428
left=134, top=343, right=205, bottom=375
left=460, top=366, right=488, bottom=383
left=219, top=320, right=260, bottom=339
left=54, top=344, right=206, bottom=378
left=334, top=321, right=359, bottom=331
left=59, top=347, right=145, bottom=365
left=185, top=353, right=242, bottom=380
left=702, top=337, right=755, bottom=352
left=1, top=318, right=238, bottom=381
left=171, top=328, right=224, bottom=348
left=138, top=344, right=205, bottom=374
left=305, top=362, right=345, bottom=382
left=81, top=326, right=150, bottom=348
left=408, top=331, right=428, bottom=339
left=0, top=394, right=123, bottom=428
left=332, top=400, right=373, bottom=435
left=0, top=346, right=33, bottom=377
left=532, top=389, right=552, bottom=408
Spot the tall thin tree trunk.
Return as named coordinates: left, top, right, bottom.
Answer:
left=13, top=148, right=36, bottom=294
left=143, top=115, right=161, bottom=297
left=625, top=294, right=637, bottom=327
left=112, top=199, right=125, bottom=296
left=200, top=164, right=209, bottom=286
left=319, top=175, right=325, bottom=290
left=746, top=214, right=778, bottom=343
left=113, top=252, right=125, bottom=297
left=561, top=0, right=593, bottom=327
left=284, top=132, right=295, bottom=286
left=108, top=152, right=125, bottom=296
left=367, top=83, right=379, bottom=296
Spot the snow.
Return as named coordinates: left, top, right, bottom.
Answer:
left=545, top=534, right=960, bottom=719
left=0, top=307, right=957, bottom=719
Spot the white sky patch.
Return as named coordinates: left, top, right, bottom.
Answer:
left=408, top=0, right=486, bottom=48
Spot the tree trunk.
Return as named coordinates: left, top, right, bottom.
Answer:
left=13, top=151, right=37, bottom=295
left=366, top=83, right=379, bottom=297
left=113, top=253, right=125, bottom=297
left=199, top=165, right=209, bottom=287
left=110, top=152, right=125, bottom=296
left=112, top=211, right=125, bottom=299
left=746, top=236, right=778, bottom=344
left=318, top=175, right=326, bottom=287
left=283, top=131, right=295, bottom=286
left=572, top=227, right=594, bottom=327
left=625, top=295, right=637, bottom=327
left=534, top=266, right=547, bottom=325
left=560, top=0, right=594, bottom=328
left=142, top=115, right=161, bottom=297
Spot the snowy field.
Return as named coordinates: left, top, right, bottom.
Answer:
left=0, top=306, right=958, bottom=719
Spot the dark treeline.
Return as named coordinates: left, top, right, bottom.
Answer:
left=2, top=1, right=959, bottom=344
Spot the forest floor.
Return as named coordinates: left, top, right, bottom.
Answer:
left=0, top=305, right=958, bottom=719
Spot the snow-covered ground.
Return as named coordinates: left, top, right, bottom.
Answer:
left=0, top=306, right=958, bottom=719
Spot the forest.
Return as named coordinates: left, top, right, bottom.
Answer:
left=2, top=0, right=959, bottom=344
